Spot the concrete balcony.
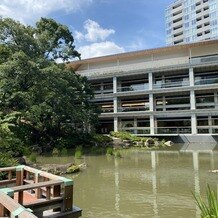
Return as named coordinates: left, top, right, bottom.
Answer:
left=172, top=12, right=183, bottom=22
left=117, top=84, right=149, bottom=93
left=197, top=126, right=218, bottom=134
left=155, top=126, right=192, bottom=134
left=118, top=106, right=149, bottom=113
left=153, top=80, right=190, bottom=89
left=190, top=55, right=218, bottom=66
left=194, top=77, right=218, bottom=86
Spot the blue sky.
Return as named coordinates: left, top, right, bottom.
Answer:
left=0, top=0, right=173, bottom=59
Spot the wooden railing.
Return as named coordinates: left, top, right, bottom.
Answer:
left=0, top=165, right=80, bottom=218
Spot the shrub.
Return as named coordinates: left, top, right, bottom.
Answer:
left=114, top=150, right=122, bottom=158
left=52, top=148, right=60, bottom=156
left=106, top=147, right=114, bottom=156
left=29, top=153, right=37, bottom=163
left=110, top=131, right=141, bottom=142
left=92, top=134, right=113, bottom=146
left=60, top=147, right=68, bottom=156
left=193, top=185, right=218, bottom=218
left=0, top=153, right=18, bottom=167
left=75, top=146, right=83, bottom=159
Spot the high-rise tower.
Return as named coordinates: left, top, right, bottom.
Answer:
left=166, top=0, right=218, bottom=45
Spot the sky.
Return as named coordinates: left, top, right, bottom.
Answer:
left=0, top=0, right=173, bottom=60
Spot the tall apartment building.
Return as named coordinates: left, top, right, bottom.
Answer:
left=69, top=40, right=218, bottom=143
left=166, top=0, right=218, bottom=45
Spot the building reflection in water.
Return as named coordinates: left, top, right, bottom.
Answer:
left=114, top=158, right=120, bottom=212
left=193, top=151, right=201, bottom=217
left=112, top=149, right=215, bottom=217
left=151, top=151, right=158, bottom=217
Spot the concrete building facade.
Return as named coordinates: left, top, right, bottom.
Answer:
left=69, top=40, right=218, bottom=143
left=166, top=0, right=218, bottom=45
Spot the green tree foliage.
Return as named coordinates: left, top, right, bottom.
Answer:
left=0, top=17, right=98, bottom=152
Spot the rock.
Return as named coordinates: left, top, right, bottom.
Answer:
left=31, top=145, right=42, bottom=154
left=17, top=156, right=27, bottom=165
left=134, top=141, right=143, bottom=147
left=41, top=163, right=73, bottom=175
left=66, top=165, right=80, bottom=174
left=210, top=170, right=218, bottom=173
left=164, top=141, right=174, bottom=147
left=145, top=138, right=155, bottom=147
left=154, top=140, right=160, bottom=147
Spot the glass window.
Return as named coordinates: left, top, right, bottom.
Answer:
left=186, top=37, right=190, bottom=42
left=185, top=22, right=189, bottom=28
left=210, top=11, right=217, bottom=18
left=211, top=19, right=217, bottom=26
left=191, top=4, right=196, bottom=10
left=184, top=15, right=189, bottom=20
left=192, top=19, right=196, bottom=25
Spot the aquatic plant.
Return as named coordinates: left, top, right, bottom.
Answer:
left=28, top=153, right=37, bottom=163
left=60, top=147, right=68, bottom=156
left=75, top=146, right=83, bottom=159
left=52, top=148, right=60, bottom=156
left=106, top=147, right=114, bottom=156
left=193, top=185, right=218, bottom=218
left=114, top=150, right=122, bottom=158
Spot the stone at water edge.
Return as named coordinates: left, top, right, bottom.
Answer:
left=164, top=141, right=174, bottom=147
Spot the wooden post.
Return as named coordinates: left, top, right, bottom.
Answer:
left=0, top=204, right=6, bottom=217
left=34, top=171, right=42, bottom=199
left=60, top=178, right=74, bottom=212
left=46, top=186, right=51, bottom=200
left=8, top=170, right=12, bottom=180
left=64, top=184, right=73, bottom=212
left=53, top=185, right=61, bottom=212
left=16, top=165, right=24, bottom=205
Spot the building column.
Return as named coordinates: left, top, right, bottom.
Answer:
left=114, top=117, right=118, bottom=132
left=149, top=72, right=153, bottom=90
left=208, top=115, right=213, bottom=134
left=189, top=68, right=194, bottom=86
left=191, top=114, right=197, bottom=134
left=113, top=97, right=117, bottom=113
left=100, top=82, right=104, bottom=94
left=150, top=115, right=155, bottom=135
left=190, top=90, right=196, bottom=110
left=149, top=93, right=154, bottom=112
left=215, top=92, right=218, bottom=109
left=113, top=77, right=117, bottom=94
left=163, top=96, right=166, bottom=111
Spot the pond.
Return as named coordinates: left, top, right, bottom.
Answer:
left=38, top=144, right=218, bottom=218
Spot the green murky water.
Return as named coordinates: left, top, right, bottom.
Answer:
left=38, top=145, right=218, bottom=218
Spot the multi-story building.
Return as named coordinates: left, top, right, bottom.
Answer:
left=69, top=40, right=218, bottom=143
left=166, top=0, right=218, bottom=45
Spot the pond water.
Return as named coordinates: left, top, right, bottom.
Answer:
left=38, top=144, right=218, bottom=218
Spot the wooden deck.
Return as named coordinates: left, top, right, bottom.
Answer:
left=0, top=165, right=82, bottom=218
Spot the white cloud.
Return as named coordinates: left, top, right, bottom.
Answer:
left=0, top=0, right=92, bottom=23
left=78, top=41, right=125, bottom=59
left=75, top=19, right=115, bottom=42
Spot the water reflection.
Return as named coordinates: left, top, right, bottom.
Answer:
left=114, top=158, right=120, bottom=212
left=151, top=151, right=158, bottom=217
left=193, top=152, right=200, bottom=217
left=39, top=146, right=218, bottom=218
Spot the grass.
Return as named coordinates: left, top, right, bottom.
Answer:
left=193, top=184, right=218, bottom=218
left=74, top=146, right=83, bottom=159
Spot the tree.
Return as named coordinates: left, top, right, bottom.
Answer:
left=0, top=18, right=98, bottom=152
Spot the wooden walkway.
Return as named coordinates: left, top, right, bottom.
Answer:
left=0, top=165, right=82, bottom=218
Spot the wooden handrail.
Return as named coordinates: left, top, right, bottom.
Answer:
left=0, top=166, right=17, bottom=172
left=0, top=165, right=75, bottom=216
left=12, top=180, right=63, bottom=192
left=0, top=191, right=37, bottom=218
